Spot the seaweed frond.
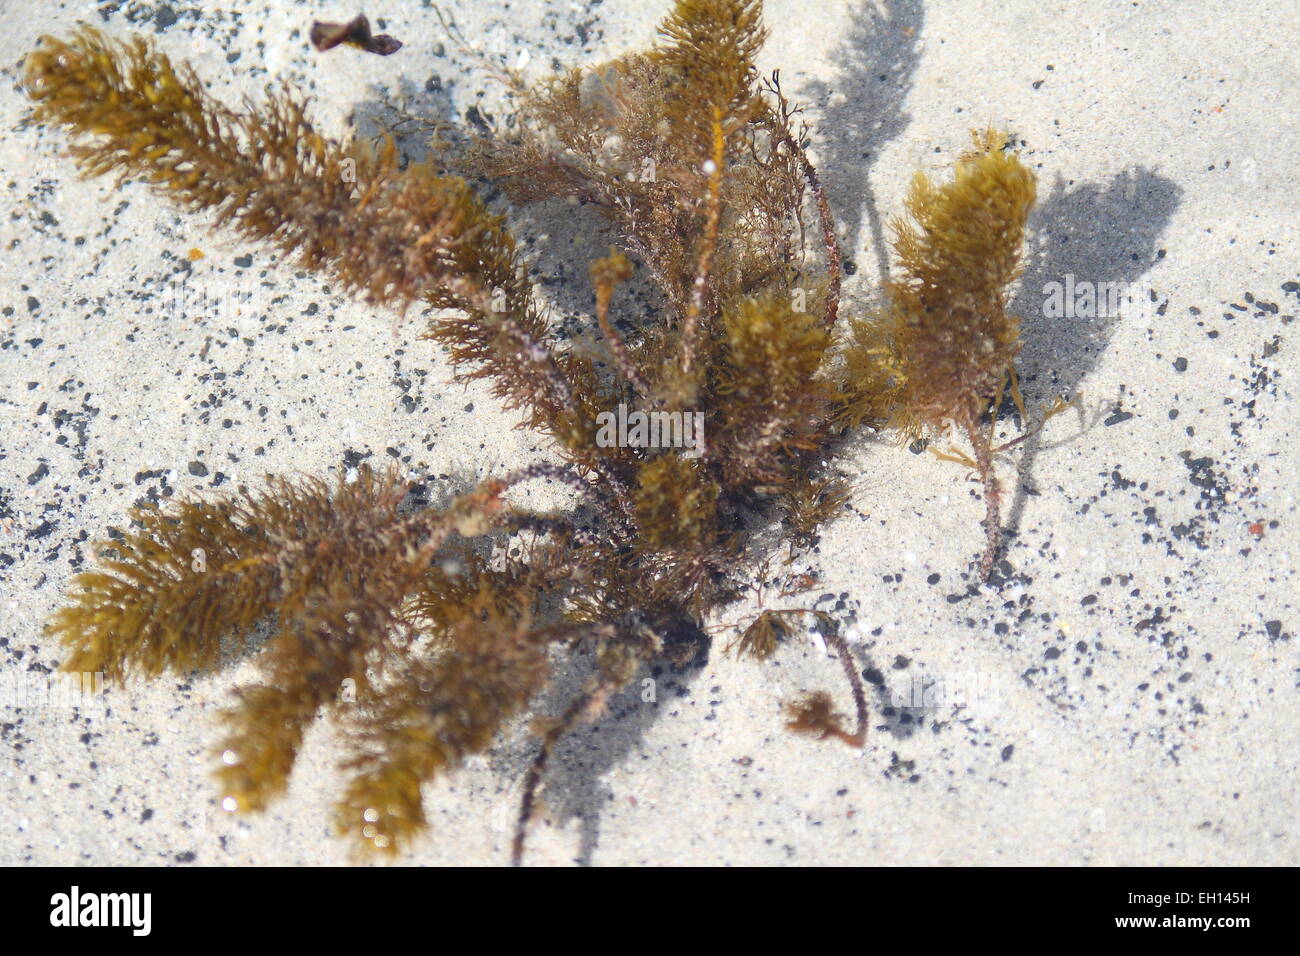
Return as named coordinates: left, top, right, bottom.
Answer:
left=336, top=608, right=550, bottom=854
left=845, top=130, right=1036, bottom=577
left=48, top=499, right=277, bottom=682
left=713, top=293, right=836, bottom=487
left=785, top=691, right=862, bottom=747
left=885, top=129, right=1035, bottom=435
left=48, top=462, right=528, bottom=819
left=23, top=27, right=603, bottom=463
left=729, top=608, right=801, bottom=660
left=781, top=477, right=852, bottom=552
left=634, top=455, right=720, bottom=554
left=26, top=29, right=458, bottom=311
left=653, top=0, right=766, bottom=134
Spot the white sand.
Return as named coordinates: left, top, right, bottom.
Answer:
left=0, top=0, right=1295, bottom=865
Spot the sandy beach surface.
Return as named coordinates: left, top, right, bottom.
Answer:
left=0, top=0, right=1296, bottom=865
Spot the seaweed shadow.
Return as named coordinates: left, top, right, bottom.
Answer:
left=1003, top=167, right=1183, bottom=547
left=491, top=634, right=712, bottom=865
left=351, top=71, right=460, bottom=168
left=802, top=0, right=924, bottom=289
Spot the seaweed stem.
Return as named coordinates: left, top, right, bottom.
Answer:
left=965, top=416, right=1002, bottom=581
left=824, top=625, right=867, bottom=746
left=678, top=110, right=726, bottom=380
